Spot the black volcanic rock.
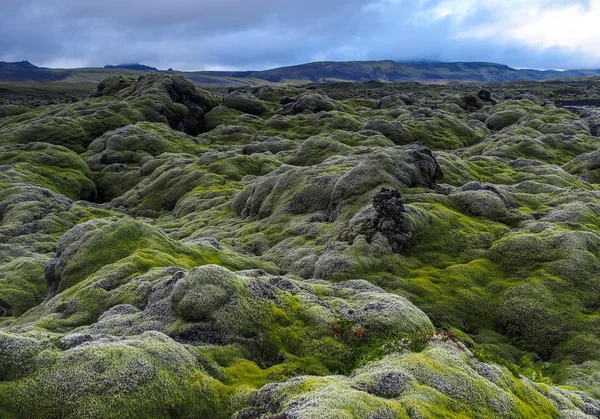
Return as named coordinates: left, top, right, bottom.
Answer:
left=366, top=188, right=410, bottom=254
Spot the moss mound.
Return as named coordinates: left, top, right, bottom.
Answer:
left=2, top=75, right=600, bottom=417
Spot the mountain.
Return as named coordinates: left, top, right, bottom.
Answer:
left=2, top=59, right=600, bottom=85
left=244, top=60, right=600, bottom=83
left=104, top=63, right=158, bottom=71
left=0, top=60, right=70, bottom=82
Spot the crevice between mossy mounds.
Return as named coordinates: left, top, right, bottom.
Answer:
left=0, top=299, right=12, bottom=317
left=43, top=257, right=60, bottom=296
left=92, top=186, right=108, bottom=204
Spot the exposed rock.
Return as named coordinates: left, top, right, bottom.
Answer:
left=478, top=89, right=496, bottom=103
left=365, top=188, right=410, bottom=254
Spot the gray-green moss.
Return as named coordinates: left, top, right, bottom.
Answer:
left=2, top=75, right=600, bottom=417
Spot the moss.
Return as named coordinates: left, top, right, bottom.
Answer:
left=82, top=122, right=206, bottom=202
left=0, top=104, right=31, bottom=118
left=261, top=111, right=364, bottom=141
left=0, top=256, right=47, bottom=317
left=362, top=117, right=412, bottom=145
left=373, top=94, right=413, bottom=109
left=240, top=342, right=563, bottom=418
left=4, top=76, right=600, bottom=415
left=555, top=334, right=600, bottom=364
left=115, top=72, right=219, bottom=135
left=86, top=122, right=203, bottom=160
left=90, top=75, right=136, bottom=97
left=254, top=86, right=305, bottom=102
left=0, top=73, right=218, bottom=153
left=106, top=151, right=281, bottom=217
left=288, top=135, right=354, bottom=166
left=439, top=151, right=592, bottom=189
left=205, top=105, right=245, bottom=131
left=12, top=219, right=273, bottom=331
left=0, top=332, right=242, bottom=419
left=556, top=361, right=600, bottom=398
left=399, top=109, right=489, bottom=149
left=486, top=109, right=528, bottom=130
left=0, top=101, right=146, bottom=153
left=50, top=217, right=195, bottom=291
left=171, top=264, right=245, bottom=322
left=222, top=91, right=268, bottom=115
left=0, top=142, right=96, bottom=200
left=449, top=190, right=515, bottom=224
left=563, top=149, right=600, bottom=183
left=282, top=92, right=347, bottom=114
left=460, top=125, right=598, bottom=166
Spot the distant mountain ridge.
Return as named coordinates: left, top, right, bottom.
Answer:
left=0, top=61, right=70, bottom=82
left=238, top=60, right=600, bottom=83
left=104, top=64, right=158, bottom=71
left=2, top=60, right=600, bottom=85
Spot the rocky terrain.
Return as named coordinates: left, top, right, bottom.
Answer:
left=1, top=72, right=600, bottom=418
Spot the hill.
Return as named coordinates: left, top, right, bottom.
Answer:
left=0, top=60, right=70, bottom=82
left=245, top=60, right=600, bottom=83
left=104, top=63, right=159, bottom=71
left=2, top=60, right=600, bottom=86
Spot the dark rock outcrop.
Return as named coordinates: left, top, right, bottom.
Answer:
left=366, top=188, right=410, bottom=254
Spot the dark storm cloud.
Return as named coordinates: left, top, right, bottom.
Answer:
left=0, top=0, right=597, bottom=70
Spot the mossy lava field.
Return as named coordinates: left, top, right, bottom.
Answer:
left=2, top=73, right=600, bottom=418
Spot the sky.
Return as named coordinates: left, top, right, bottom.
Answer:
left=0, top=0, right=598, bottom=71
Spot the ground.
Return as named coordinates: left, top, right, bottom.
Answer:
left=1, top=74, right=600, bottom=418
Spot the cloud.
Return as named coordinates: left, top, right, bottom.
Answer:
left=423, top=0, right=600, bottom=67
left=0, top=0, right=597, bottom=70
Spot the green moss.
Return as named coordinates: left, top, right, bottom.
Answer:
left=90, top=75, right=136, bottom=97
left=0, top=256, right=47, bottom=317
left=3, top=76, right=600, bottom=415
left=240, top=342, right=563, bottom=418
left=0, top=73, right=218, bottom=153
left=204, top=105, right=245, bottom=131
left=555, top=360, right=600, bottom=398
left=0, top=332, right=243, bottom=419
left=288, top=135, right=354, bottom=166
left=261, top=111, right=365, bottom=141
left=222, top=91, right=268, bottom=115
left=0, top=104, right=31, bottom=118
left=399, top=109, right=489, bottom=149
left=0, top=142, right=96, bottom=200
